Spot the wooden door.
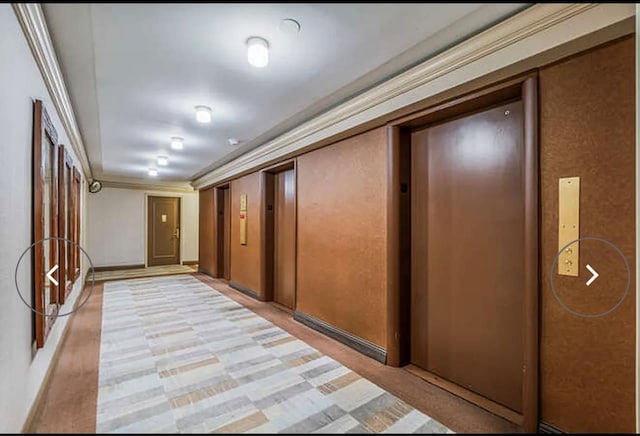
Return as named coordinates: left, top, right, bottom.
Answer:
left=147, top=196, right=180, bottom=266
left=273, top=169, right=296, bottom=308
left=411, top=100, right=525, bottom=412
left=216, top=187, right=231, bottom=280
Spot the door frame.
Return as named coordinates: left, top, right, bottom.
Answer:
left=32, top=100, right=60, bottom=348
left=144, top=194, right=182, bottom=267
left=386, top=73, right=539, bottom=432
left=213, top=184, right=231, bottom=280
left=261, top=159, right=297, bottom=307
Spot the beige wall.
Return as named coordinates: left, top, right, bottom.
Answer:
left=87, top=187, right=199, bottom=267
left=296, top=128, right=389, bottom=347
left=0, top=4, right=89, bottom=431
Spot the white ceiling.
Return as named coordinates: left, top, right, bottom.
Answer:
left=43, top=3, right=528, bottom=184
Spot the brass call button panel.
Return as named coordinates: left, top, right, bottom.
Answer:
left=558, top=177, right=580, bottom=276
left=240, top=193, right=248, bottom=245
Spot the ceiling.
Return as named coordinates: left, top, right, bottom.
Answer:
left=43, top=3, right=528, bottom=185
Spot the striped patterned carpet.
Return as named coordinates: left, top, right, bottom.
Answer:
left=97, top=275, right=451, bottom=433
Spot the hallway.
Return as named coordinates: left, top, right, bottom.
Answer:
left=2, top=3, right=638, bottom=434
left=96, top=274, right=446, bottom=433
left=28, top=274, right=517, bottom=433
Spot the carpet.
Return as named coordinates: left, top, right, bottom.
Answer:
left=97, top=274, right=452, bottom=433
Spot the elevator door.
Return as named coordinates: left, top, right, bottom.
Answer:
left=217, top=187, right=231, bottom=280
left=274, top=169, right=296, bottom=309
left=410, top=100, right=525, bottom=412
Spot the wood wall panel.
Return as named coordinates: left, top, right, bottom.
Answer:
left=297, top=127, right=388, bottom=348
left=198, top=187, right=215, bottom=276
left=230, top=173, right=263, bottom=296
left=539, top=36, right=636, bottom=433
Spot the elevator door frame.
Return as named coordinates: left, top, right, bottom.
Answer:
left=386, top=73, right=539, bottom=432
left=261, top=160, right=297, bottom=310
left=214, top=184, right=231, bottom=280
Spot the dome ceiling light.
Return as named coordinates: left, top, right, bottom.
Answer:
left=157, top=155, right=169, bottom=166
left=195, top=105, right=212, bottom=123
left=170, top=137, right=184, bottom=150
left=247, top=36, right=269, bottom=68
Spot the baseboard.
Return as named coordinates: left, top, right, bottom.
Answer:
left=229, top=281, right=261, bottom=300
left=539, top=422, right=564, bottom=434
left=293, top=310, right=387, bottom=364
left=197, top=268, right=215, bottom=278
left=94, top=263, right=144, bottom=272
left=182, top=260, right=198, bottom=266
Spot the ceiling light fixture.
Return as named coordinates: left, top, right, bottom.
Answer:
left=279, top=18, right=301, bottom=34
left=228, top=138, right=240, bottom=146
left=148, top=168, right=158, bottom=177
left=157, top=155, right=169, bottom=166
left=247, top=36, right=269, bottom=68
left=195, top=105, right=212, bottom=123
left=170, top=136, right=184, bottom=150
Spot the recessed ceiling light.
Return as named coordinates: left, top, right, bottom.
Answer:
left=195, top=105, right=212, bottom=123
left=148, top=168, right=158, bottom=177
left=247, top=36, right=269, bottom=68
left=170, top=137, right=184, bottom=150
left=157, top=155, right=169, bottom=166
left=228, top=138, right=240, bottom=146
left=279, top=18, right=301, bottom=34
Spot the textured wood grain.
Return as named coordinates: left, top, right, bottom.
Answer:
left=296, top=127, right=388, bottom=348
left=274, top=169, right=296, bottom=309
left=411, top=100, right=526, bottom=413
left=147, top=196, right=180, bottom=266
left=539, top=36, right=636, bottom=433
left=230, top=173, right=263, bottom=296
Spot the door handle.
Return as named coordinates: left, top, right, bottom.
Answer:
left=174, top=228, right=180, bottom=239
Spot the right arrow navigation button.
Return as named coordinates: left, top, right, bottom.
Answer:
left=585, top=264, right=599, bottom=287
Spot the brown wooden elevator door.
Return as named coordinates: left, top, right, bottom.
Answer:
left=410, top=100, right=525, bottom=412
left=148, top=196, right=180, bottom=266
left=217, top=187, right=231, bottom=280
left=274, top=169, right=296, bottom=309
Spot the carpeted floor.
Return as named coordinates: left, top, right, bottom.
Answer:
left=92, top=264, right=197, bottom=282
left=28, top=273, right=518, bottom=434
left=97, top=275, right=450, bottom=433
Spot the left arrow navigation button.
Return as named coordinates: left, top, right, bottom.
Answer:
left=46, top=264, right=59, bottom=287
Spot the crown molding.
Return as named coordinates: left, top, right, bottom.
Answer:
left=12, top=3, right=93, bottom=180
left=192, top=3, right=634, bottom=190
left=99, top=176, right=194, bottom=193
